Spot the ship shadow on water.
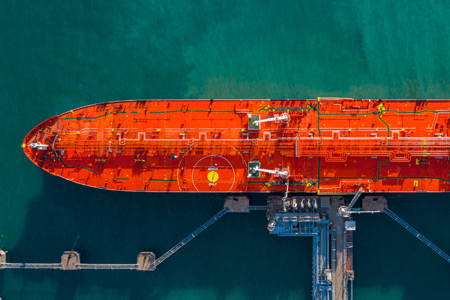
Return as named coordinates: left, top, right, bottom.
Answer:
left=9, top=173, right=312, bottom=300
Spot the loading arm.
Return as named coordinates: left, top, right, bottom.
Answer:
left=249, top=113, right=290, bottom=126
left=248, top=166, right=290, bottom=179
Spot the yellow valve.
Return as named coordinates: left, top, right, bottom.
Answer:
left=377, top=104, right=385, bottom=112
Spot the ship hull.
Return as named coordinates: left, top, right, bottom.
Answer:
left=23, top=98, right=450, bottom=194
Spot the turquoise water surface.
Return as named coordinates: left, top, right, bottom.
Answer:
left=1, top=0, right=450, bottom=299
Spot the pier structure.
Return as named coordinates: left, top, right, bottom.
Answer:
left=267, top=195, right=353, bottom=300
left=2, top=193, right=450, bottom=300
left=151, top=207, right=228, bottom=269
left=0, top=251, right=156, bottom=271
left=384, top=207, right=450, bottom=263
left=0, top=197, right=235, bottom=271
left=265, top=193, right=395, bottom=300
left=266, top=195, right=331, bottom=298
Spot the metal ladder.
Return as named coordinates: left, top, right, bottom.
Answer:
left=384, top=208, right=450, bottom=263
left=153, top=207, right=229, bottom=267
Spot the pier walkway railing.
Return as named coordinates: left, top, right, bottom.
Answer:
left=153, top=207, right=229, bottom=268
left=76, top=264, right=138, bottom=270
left=0, top=263, right=139, bottom=270
left=1, top=263, right=62, bottom=269
left=384, top=208, right=450, bottom=263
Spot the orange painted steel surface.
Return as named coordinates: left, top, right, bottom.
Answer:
left=23, top=98, right=450, bottom=194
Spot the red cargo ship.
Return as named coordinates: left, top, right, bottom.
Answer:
left=22, top=98, right=450, bottom=194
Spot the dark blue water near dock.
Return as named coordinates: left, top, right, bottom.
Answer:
left=1, top=1, right=450, bottom=299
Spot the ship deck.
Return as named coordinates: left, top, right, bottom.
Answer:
left=23, top=98, right=450, bottom=193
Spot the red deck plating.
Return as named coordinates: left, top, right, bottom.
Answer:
left=23, top=98, right=450, bottom=193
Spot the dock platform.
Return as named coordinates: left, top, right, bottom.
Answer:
left=224, top=195, right=250, bottom=212
left=61, top=251, right=80, bottom=270
left=362, top=196, right=388, bottom=212
left=137, top=252, right=156, bottom=271
left=265, top=195, right=367, bottom=300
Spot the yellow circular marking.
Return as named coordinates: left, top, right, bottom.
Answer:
left=207, top=171, right=219, bottom=183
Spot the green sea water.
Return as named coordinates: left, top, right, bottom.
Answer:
left=1, top=0, right=450, bottom=299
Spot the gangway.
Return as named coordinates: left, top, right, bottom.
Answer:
left=76, top=264, right=138, bottom=270
left=384, top=208, right=450, bottom=263
left=152, top=207, right=229, bottom=268
left=249, top=205, right=267, bottom=211
left=0, top=262, right=140, bottom=270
